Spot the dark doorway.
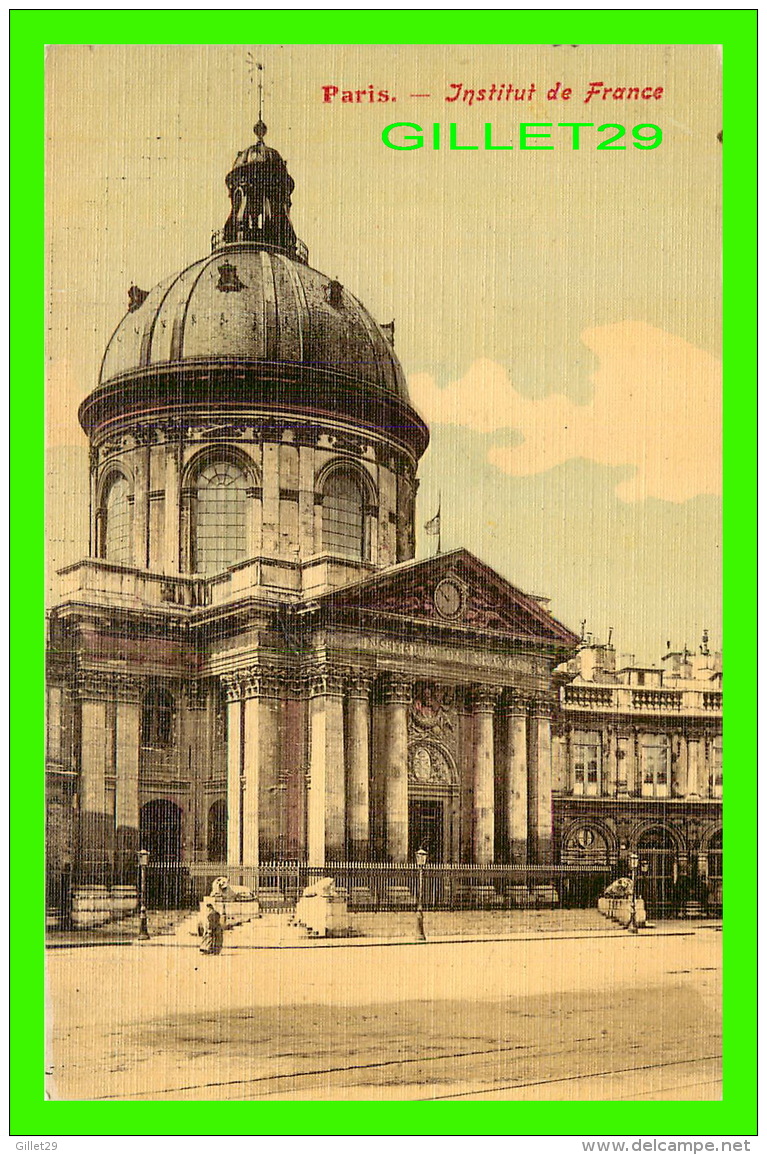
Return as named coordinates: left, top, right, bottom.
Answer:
left=140, top=799, right=182, bottom=861
left=409, top=799, right=444, bottom=862
left=706, top=830, right=722, bottom=913
left=140, top=800, right=186, bottom=908
left=637, top=827, right=679, bottom=917
left=207, top=800, right=227, bottom=862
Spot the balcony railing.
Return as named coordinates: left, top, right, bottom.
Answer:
left=631, top=689, right=683, bottom=711
left=563, top=686, right=615, bottom=708
left=562, top=682, right=721, bottom=716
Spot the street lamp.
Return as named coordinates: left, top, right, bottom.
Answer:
left=137, top=848, right=150, bottom=941
left=628, top=851, right=639, bottom=934
left=415, top=847, right=427, bottom=942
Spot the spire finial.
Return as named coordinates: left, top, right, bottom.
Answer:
left=247, top=55, right=266, bottom=140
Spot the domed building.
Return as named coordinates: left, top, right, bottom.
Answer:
left=46, top=122, right=590, bottom=924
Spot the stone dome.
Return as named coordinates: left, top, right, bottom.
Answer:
left=99, top=244, right=409, bottom=402
left=81, top=127, right=429, bottom=461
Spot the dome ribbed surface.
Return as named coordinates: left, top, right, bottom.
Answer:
left=100, top=245, right=409, bottom=402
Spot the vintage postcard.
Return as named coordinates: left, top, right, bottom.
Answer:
left=20, top=19, right=753, bottom=1138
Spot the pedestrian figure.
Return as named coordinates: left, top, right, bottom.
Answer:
left=199, top=903, right=224, bottom=955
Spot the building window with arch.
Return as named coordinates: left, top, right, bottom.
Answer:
left=571, top=730, right=601, bottom=795
left=141, top=686, right=175, bottom=749
left=101, top=474, right=132, bottom=564
left=321, top=470, right=365, bottom=559
left=640, top=733, right=670, bottom=797
left=192, top=460, right=249, bottom=574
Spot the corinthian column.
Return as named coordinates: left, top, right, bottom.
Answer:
left=163, top=439, right=181, bottom=574
left=77, top=674, right=115, bottom=885
left=602, top=728, right=617, bottom=796
left=114, top=676, right=142, bottom=883
left=221, top=674, right=243, bottom=871
left=346, top=672, right=372, bottom=859
left=686, top=737, right=701, bottom=798
left=528, top=699, right=554, bottom=864
left=616, top=733, right=631, bottom=797
left=502, top=695, right=528, bottom=863
left=308, top=667, right=346, bottom=866
left=243, top=668, right=283, bottom=863
left=381, top=674, right=411, bottom=862
left=673, top=733, right=688, bottom=797
left=132, top=441, right=150, bottom=569
left=472, top=687, right=498, bottom=864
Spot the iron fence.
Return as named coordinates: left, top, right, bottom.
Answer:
left=175, top=861, right=613, bottom=912
left=51, top=859, right=722, bottom=919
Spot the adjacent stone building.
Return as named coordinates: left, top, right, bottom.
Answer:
left=552, top=635, right=722, bottom=915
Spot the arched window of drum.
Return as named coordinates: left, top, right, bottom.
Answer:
left=141, top=687, right=175, bottom=749
left=194, top=461, right=248, bottom=574
left=102, top=475, right=132, bottom=564
left=322, top=472, right=365, bottom=559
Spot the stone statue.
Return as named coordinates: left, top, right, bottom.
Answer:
left=210, top=876, right=257, bottom=902
left=300, top=877, right=338, bottom=899
left=603, top=877, right=634, bottom=898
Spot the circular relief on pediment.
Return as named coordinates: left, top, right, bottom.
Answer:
left=434, top=578, right=464, bottom=619
left=408, top=741, right=457, bottom=786
left=576, top=827, right=596, bottom=850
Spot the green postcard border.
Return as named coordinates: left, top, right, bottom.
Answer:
left=11, top=7, right=756, bottom=1138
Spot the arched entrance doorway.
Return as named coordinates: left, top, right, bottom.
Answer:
left=407, top=740, right=458, bottom=862
left=636, top=826, right=679, bottom=917
left=140, top=800, right=184, bottom=908
left=560, top=823, right=612, bottom=908
left=706, top=830, right=722, bottom=913
left=207, top=800, right=227, bottom=862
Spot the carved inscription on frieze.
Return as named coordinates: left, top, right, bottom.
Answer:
left=333, top=629, right=537, bottom=675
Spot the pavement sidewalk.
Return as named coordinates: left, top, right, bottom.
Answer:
left=47, top=910, right=721, bottom=950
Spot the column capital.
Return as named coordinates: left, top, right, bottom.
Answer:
left=346, top=669, right=374, bottom=698
left=471, top=685, right=500, bottom=714
left=528, top=696, right=556, bottom=720
left=379, top=672, right=412, bottom=706
left=308, top=664, right=346, bottom=698
left=221, top=664, right=291, bottom=700
left=220, top=671, right=243, bottom=702
left=501, top=690, right=531, bottom=716
left=243, top=664, right=286, bottom=700
left=75, top=670, right=143, bottom=701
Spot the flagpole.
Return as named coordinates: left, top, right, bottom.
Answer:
left=437, top=491, right=442, bottom=556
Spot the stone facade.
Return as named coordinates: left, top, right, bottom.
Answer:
left=551, top=639, right=723, bottom=915
left=46, top=550, right=577, bottom=886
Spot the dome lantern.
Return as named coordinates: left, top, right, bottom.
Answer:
left=215, top=119, right=306, bottom=261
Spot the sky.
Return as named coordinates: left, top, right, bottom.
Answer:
left=46, top=44, right=722, bottom=663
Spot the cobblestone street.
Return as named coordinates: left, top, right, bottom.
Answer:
left=46, top=914, right=721, bottom=1102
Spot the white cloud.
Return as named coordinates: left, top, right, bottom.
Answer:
left=409, top=322, right=721, bottom=503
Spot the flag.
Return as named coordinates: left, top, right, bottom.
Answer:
left=424, top=511, right=441, bottom=535
left=424, top=496, right=442, bottom=554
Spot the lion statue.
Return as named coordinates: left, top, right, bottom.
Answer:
left=603, top=877, right=634, bottom=898
left=300, top=877, right=338, bottom=899
left=209, top=876, right=257, bottom=901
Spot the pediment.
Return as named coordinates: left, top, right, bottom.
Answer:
left=316, top=549, right=578, bottom=649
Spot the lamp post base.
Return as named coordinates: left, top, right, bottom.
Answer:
left=137, top=906, right=150, bottom=941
